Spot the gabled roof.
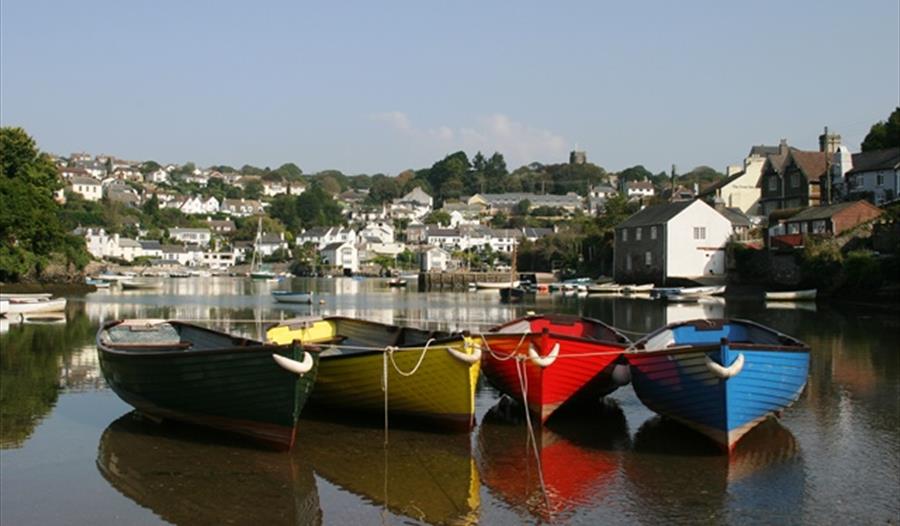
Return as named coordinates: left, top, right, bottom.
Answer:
left=789, top=150, right=827, bottom=180
left=846, top=147, right=900, bottom=175
left=718, top=206, right=751, bottom=227
left=784, top=200, right=882, bottom=222
left=698, top=170, right=745, bottom=197
left=617, top=200, right=695, bottom=228
left=70, top=176, right=101, bottom=185
left=522, top=227, right=553, bottom=238
left=299, top=227, right=330, bottom=238
left=139, top=240, right=162, bottom=250
left=749, top=144, right=781, bottom=157
left=322, top=241, right=351, bottom=251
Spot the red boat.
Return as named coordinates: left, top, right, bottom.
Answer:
left=480, top=314, right=631, bottom=423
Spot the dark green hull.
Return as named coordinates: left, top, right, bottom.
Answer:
left=98, top=321, right=318, bottom=449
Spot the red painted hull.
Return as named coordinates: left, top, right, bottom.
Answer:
left=481, top=316, right=629, bottom=423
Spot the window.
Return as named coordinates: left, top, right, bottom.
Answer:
left=877, top=174, right=885, bottom=186
left=625, top=254, right=632, bottom=271
left=791, top=174, right=800, bottom=188
left=645, top=251, right=652, bottom=266
left=768, top=177, right=777, bottom=191
left=650, top=226, right=657, bottom=240
left=636, top=228, right=642, bottom=241
left=693, top=227, right=706, bottom=240
left=812, top=220, right=827, bottom=233
left=621, top=229, right=628, bottom=242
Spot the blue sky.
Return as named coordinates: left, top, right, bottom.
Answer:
left=2, top=1, right=898, bottom=176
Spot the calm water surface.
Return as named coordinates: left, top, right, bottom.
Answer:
left=1, top=277, right=898, bottom=525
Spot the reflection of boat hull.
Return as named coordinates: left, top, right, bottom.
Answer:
left=387, top=278, right=407, bottom=287
left=298, top=418, right=478, bottom=525
left=498, top=287, right=527, bottom=302
left=477, top=400, right=626, bottom=520
left=250, top=271, right=277, bottom=280
left=267, top=317, right=480, bottom=430
left=272, top=291, right=313, bottom=304
left=97, top=320, right=318, bottom=449
left=765, top=289, right=817, bottom=301
left=626, top=319, right=809, bottom=451
left=97, top=413, right=321, bottom=526
left=481, top=315, right=630, bottom=422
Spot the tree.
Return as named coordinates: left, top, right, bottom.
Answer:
left=424, top=210, right=451, bottom=225
left=0, top=127, right=89, bottom=280
left=367, top=175, right=400, bottom=204
left=139, top=160, right=162, bottom=175
left=243, top=180, right=264, bottom=200
left=513, top=199, right=531, bottom=216
left=861, top=107, right=900, bottom=151
left=272, top=162, right=303, bottom=180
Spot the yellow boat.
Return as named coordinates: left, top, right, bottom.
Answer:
left=266, top=316, right=481, bottom=430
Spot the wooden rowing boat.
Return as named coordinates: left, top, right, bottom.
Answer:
left=479, top=314, right=631, bottom=423
left=97, top=319, right=319, bottom=449
left=626, top=318, right=809, bottom=452
left=474, top=281, right=520, bottom=290
left=266, top=317, right=481, bottom=430
left=272, top=291, right=313, bottom=304
left=2, top=296, right=67, bottom=315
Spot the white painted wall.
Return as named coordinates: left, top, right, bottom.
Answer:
left=719, top=156, right=765, bottom=214
left=666, top=200, right=731, bottom=278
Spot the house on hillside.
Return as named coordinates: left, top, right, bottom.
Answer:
left=168, top=228, right=212, bottom=247
left=390, top=187, right=433, bottom=221
left=69, top=177, right=103, bottom=201
left=220, top=198, right=264, bottom=217
left=846, top=147, right=900, bottom=205
left=625, top=181, right=655, bottom=200
left=614, top=200, right=732, bottom=284
left=419, top=246, right=452, bottom=272
left=468, top=192, right=583, bottom=214
left=322, top=242, right=359, bottom=275
left=768, top=200, right=884, bottom=249
left=701, top=142, right=786, bottom=215
left=59, top=166, right=91, bottom=180
left=295, top=227, right=356, bottom=249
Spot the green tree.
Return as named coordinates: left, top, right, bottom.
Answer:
left=861, top=107, right=900, bottom=151
left=367, top=175, right=400, bottom=204
left=513, top=199, right=531, bottom=216
left=243, top=180, right=264, bottom=200
left=0, top=127, right=89, bottom=280
left=424, top=210, right=451, bottom=225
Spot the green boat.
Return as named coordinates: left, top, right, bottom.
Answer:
left=97, top=319, right=319, bottom=449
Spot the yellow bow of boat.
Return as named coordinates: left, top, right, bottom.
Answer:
left=267, top=317, right=481, bottom=430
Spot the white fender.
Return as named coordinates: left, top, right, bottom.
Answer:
left=528, top=342, right=559, bottom=368
left=272, top=352, right=314, bottom=375
left=612, top=363, right=631, bottom=386
left=445, top=344, right=482, bottom=364
left=705, top=353, right=744, bottom=379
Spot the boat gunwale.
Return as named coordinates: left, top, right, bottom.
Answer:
left=628, top=318, right=808, bottom=353
left=97, top=320, right=306, bottom=358
left=486, top=314, right=632, bottom=346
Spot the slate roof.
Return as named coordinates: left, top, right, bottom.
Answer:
left=846, top=147, right=900, bottom=175
left=617, top=200, right=694, bottom=228
left=785, top=201, right=882, bottom=222
left=790, top=150, right=827, bottom=180
left=139, top=240, right=162, bottom=250
left=698, top=170, right=745, bottom=197
left=322, top=241, right=350, bottom=251
left=522, top=227, right=554, bottom=238
left=718, top=207, right=751, bottom=227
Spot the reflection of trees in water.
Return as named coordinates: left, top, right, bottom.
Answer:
left=0, top=307, right=96, bottom=448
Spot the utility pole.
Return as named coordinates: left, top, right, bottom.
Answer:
left=670, top=164, right=677, bottom=203
left=824, top=126, right=832, bottom=205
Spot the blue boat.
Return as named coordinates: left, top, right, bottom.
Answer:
left=625, top=319, right=809, bottom=452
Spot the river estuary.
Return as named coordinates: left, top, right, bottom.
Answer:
left=1, top=277, right=898, bottom=525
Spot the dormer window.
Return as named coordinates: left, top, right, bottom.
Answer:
left=768, top=177, right=778, bottom=191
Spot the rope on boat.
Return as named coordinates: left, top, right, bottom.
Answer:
left=387, top=339, right=434, bottom=377
left=514, top=355, right=553, bottom=518
left=382, top=350, right=390, bottom=446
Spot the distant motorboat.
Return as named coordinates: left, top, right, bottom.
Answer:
left=765, top=289, right=817, bottom=301
left=272, top=291, right=313, bottom=304
left=621, top=284, right=654, bottom=294
left=97, top=272, right=135, bottom=282
left=86, top=277, right=111, bottom=288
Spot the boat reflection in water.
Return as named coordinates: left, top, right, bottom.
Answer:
left=297, top=416, right=479, bottom=525
left=476, top=398, right=630, bottom=522
left=625, top=416, right=804, bottom=524
left=96, top=413, right=321, bottom=526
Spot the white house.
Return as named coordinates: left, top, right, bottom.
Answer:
left=488, top=229, right=521, bottom=253
left=296, top=227, right=356, bottom=249
left=262, top=179, right=289, bottom=197
left=180, top=195, right=220, bottom=215
left=625, top=181, right=655, bottom=199
left=390, top=187, right=433, bottom=221
left=614, top=199, right=732, bottom=284
left=846, top=147, right=900, bottom=205
left=69, top=176, right=103, bottom=201
left=146, top=169, right=170, bottom=184
left=220, top=198, right=264, bottom=217
left=419, top=246, right=451, bottom=272
left=322, top=241, right=359, bottom=274
left=358, top=221, right=395, bottom=244
left=257, top=233, right=290, bottom=257
left=201, top=249, right=238, bottom=269
left=168, top=228, right=212, bottom=247
left=701, top=142, right=786, bottom=215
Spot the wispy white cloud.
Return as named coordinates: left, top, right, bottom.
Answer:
left=369, top=111, right=568, bottom=167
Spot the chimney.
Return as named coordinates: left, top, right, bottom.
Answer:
left=779, top=138, right=788, bottom=155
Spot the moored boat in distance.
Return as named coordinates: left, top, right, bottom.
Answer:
left=0, top=295, right=67, bottom=316
left=479, top=314, right=632, bottom=423
left=765, top=289, right=817, bottom=301
left=120, top=279, right=163, bottom=291
left=499, top=286, right=528, bottom=303
left=266, top=316, right=482, bottom=430
left=272, top=290, right=313, bottom=304
left=387, top=277, right=407, bottom=287
left=626, top=318, right=810, bottom=452
left=97, top=319, right=319, bottom=449
left=86, top=277, right=111, bottom=288
left=474, top=280, right=520, bottom=290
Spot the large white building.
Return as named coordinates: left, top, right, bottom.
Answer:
left=69, top=177, right=103, bottom=201
left=321, top=241, right=359, bottom=274
left=614, top=199, right=732, bottom=284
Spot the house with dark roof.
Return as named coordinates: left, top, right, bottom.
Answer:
left=614, top=199, right=732, bottom=284
left=700, top=141, right=786, bottom=215
left=846, top=147, right=900, bottom=205
left=768, top=200, right=884, bottom=248
left=758, top=147, right=827, bottom=215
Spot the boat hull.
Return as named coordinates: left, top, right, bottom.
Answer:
left=267, top=318, right=480, bottom=430
left=97, top=322, right=318, bottom=449
left=5, top=297, right=67, bottom=314
left=627, top=323, right=809, bottom=451
left=474, top=281, right=520, bottom=290
left=480, top=315, right=630, bottom=423
left=272, top=292, right=313, bottom=304
left=765, top=289, right=817, bottom=301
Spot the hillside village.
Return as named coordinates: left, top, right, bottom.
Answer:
left=33, top=120, right=900, bottom=288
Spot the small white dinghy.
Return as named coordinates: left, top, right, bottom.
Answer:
left=272, top=291, right=314, bottom=304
